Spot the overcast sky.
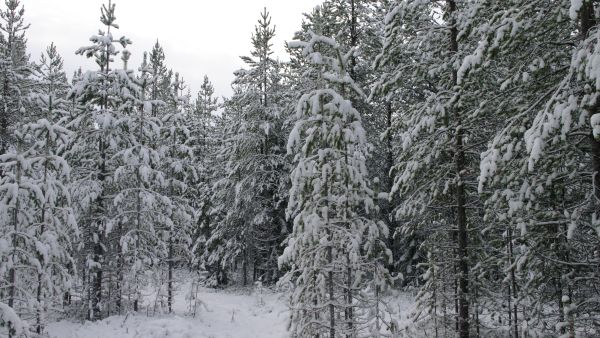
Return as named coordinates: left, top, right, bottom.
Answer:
left=26, top=0, right=323, bottom=98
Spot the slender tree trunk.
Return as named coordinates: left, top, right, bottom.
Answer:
left=432, top=259, right=439, bottom=338
left=567, top=0, right=600, bottom=322
left=384, top=101, right=398, bottom=272
left=92, top=125, right=107, bottom=320
left=8, top=157, right=21, bottom=338
left=327, top=230, right=335, bottom=338
left=453, top=243, right=459, bottom=333
left=168, top=234, right=173, bottom=313
left=507, top=225, right=519, bottom=338
left=324, top=174, right=335, bottom=338
left=346, top=255, right=353, bottom=337
left=243, top=247, right=248, bottom=286
left=167, top=127, right=176, bottom=313
left=115, top=223, right=123, bottom=314
left=93, top=230, right=103, bottom=319
left=560, top=221, right=575, bottom=338
left=349, top=0, right=357, bottom=79
left=581, top=0, right=600, bottom=287
left=443, top=280, right=448, bottom=337
left=36, top=161, right=50, bottom=335
left=448, top=1, right=469, bottom=337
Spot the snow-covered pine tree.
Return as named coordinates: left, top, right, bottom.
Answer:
left=0, top=0, right=31, bottom=159
left=0, top=134, right=37, bottom=338
left=67, top=0, right=135, bottom=320
left=0, top=37, right=75, bottom=338
left=109, top=47, right=172, bottom=315
left=158, top=73, right=196, bottom=313
left=279, top=31, right=392, bottom=337
left=31, top=43, right=69, bottom=121
left=26, top=43, right=77, bottom=335
left=290, top=1, right=404, bottom=277
left=203, top=92, right=240, bottom=287
left=465, top=0, right=600, bottom=336
left=374, top=1, right=498, bottom=336
left=145, top=41, right=171, bottom=118
left=193, top=75, right=218, bottom=151
left=0, top=110, right=76, bottom=337
left=206, top=8, right=287, bottom=286
left=190, top=75, right=218, bottom=268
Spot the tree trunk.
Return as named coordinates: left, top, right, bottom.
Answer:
left=346, top=255, right=353, bottom=337
left=92, top=136, right=107, bottom=320
left=507, top=225, right=519, bottom=338
left=8, top=157, right=21, bottom=338
left=581, top=0, right=600, bottom=287
left=115, top=221, right=123, bottom=314
left=36, top=160, right=50, bottom=335
left=384, top=101, right=399, bottom=273
left=349, top=0, right=357, bottom=79
left=448, top=1, right=470, bottom=337
left=243, top=248, right=248, bottom=286
left=327, top=232, right=335, bottom=338
left=168, top=234, right=174, bottom=314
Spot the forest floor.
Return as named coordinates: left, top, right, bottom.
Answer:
left=47, top=283, right=289, bottom=337
left=46, top=275, right=418, bottom=338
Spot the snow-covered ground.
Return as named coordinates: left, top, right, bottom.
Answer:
left=46, top=276, right=418, bottom=338
left=47, top=284, right=289, bottom=338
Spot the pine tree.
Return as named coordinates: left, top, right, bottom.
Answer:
left=206, top=8, right=288, bottom=286
left=0, top=0, right=31, bottom=160
left=67, top=0, right=135, bottom=320
left=279, top=31, right=392, bottom=338
left=158, top=74, right=196, bottom=313
left=465, top=0, right=600, bottom=336
left=374, top=1, right=494, bottom=336
left=191, top=75, right=218, bottom=269
left=203, top=90, right=242, bottom=286
left=0, top=32, right=75, bottom=338
left=145, top=41, right=171, bottom=118
left=29, top=43, right=76, bottom=335
left=0, top=137, right=37, bottom=338
left=0, top=107, right=76, bottom=337
left=109, top=47, right=171, bottom=315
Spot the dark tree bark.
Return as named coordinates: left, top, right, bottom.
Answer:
left=448, top=1, right=470, bottom=337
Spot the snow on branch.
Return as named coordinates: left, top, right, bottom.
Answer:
left=288, top=31, right=366, bottom=99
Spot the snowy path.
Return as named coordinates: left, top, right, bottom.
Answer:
left=47, top=285, right=289, bottom=338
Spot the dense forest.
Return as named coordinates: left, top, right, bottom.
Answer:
left=1, top=0, right=600, bottom=337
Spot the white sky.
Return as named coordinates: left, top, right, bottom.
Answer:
left=26, top=0, right=322, bottom=98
